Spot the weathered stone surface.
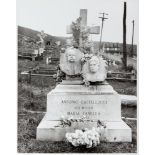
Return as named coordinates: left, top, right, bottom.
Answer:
left=37, top=83, right=132, bottom=142
left=80, top=9, right=87, bottom=26
left=66, top=9, right=100, bottom=35
left=66, top=25, right=100, bottom=35
left=120, top=94, right=137, bottom=106
left=99, top=121, right=132, bottom=142
left=46, top=84, right=121, bottom=121
left=82, top=56, right=107, bottom=82
left=66, top=25, right=72, bottom=34
left=37, top=116, right=131, bottom=142
left=59, top=48, right=84, bottom=75
left=89, top=26, right=100, bottom=34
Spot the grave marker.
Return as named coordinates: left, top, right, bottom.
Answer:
left=37, top=9, right=132, bottom=143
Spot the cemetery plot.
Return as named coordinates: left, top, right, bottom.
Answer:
left=18, top=81, right=137, bottom=153
left=17, top=0, right=138, bottom=151
left=18, top=61, right=137, bottom=152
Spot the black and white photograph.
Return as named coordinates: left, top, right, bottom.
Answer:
left=17, top=0, right=138, bottom=153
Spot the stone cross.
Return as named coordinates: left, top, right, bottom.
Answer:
left=66, top=9, right=100, bottom=35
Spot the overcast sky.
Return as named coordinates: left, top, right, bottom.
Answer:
left=17, top=0, right=138, bottom=44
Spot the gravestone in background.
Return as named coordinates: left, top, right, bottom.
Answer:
left=37, top=30, right=47, bottom=55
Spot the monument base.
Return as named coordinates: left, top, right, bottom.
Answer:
left=37, top=82, right=132, bottom=142
left=37, top=114, right=132, bottom=142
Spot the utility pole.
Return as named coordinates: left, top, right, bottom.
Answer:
left=123, top=2, right=127, bottom=69
left=131, top=20, right=135, bottom=57
left=99, top=12, right=108, bottom=53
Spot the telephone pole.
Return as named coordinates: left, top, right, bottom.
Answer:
left=99, top=12, right=108, bottom=53
left=123, top=2, right=127, bottom=69
left=131, top=20, right=135, bottom=57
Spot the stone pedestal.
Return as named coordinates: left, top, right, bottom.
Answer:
left=37, top=81, right=132, bottom=142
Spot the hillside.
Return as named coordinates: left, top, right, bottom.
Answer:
left=18, top=26, right=137, bottom=57
left=18, top=26, right=67, bottom=44
left=18, top=26, right=68, bottom=54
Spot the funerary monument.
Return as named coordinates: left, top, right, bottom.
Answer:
left=37, top=9, right=131, bottom=142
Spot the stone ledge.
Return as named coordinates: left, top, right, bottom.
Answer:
left=121, top=94, right=137, bottom=106
left=48, top=84, right=117, bottom=95
left=37, top=115, right=131, bottom=142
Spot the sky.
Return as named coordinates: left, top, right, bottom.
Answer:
left=17, top=0, right=138, bottom=44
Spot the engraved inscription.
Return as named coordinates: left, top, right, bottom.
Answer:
left=61, top=100, right=107, bottom=104
left=61, top=99, right=107, bottom=118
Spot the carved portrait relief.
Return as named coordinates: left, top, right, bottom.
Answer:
left=82, top=56, right=107, bottom=82
left=59, top=48, right=84, bottom=76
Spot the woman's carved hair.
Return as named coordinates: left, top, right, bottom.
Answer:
left=89, top=56, right=100, bottom=65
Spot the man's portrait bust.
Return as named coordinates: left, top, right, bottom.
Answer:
left=82, top=56, right=107, bottom=82
left=59, top=47, right=84, bottom=76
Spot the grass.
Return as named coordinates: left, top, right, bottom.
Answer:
left=18, top=80, right=137, bottom=153
left=18, top=59, right=137, bottom=153
left=108, top=80, right=137, bottom=95
left=18, top=109, right=137, bottom=153
left=103, top=53, right=137, bottom=70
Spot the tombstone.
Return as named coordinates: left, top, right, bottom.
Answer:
left=37, top=82, right=132, bottom=142
left=39, top=47, right=44, bottom=55
left=112, top=60, right=116, bottom=66
left=37, top=30, right=47, bottom=57
left=37, top=9, right=131, bottom=143
left=55, top=41, right=61, bottom=46
left=33, top=49, right=38, bottom=55
left=46, top=57, right=49, bottom=65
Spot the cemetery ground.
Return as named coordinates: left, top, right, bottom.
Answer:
left=18, top=59, right=137, bottom=153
